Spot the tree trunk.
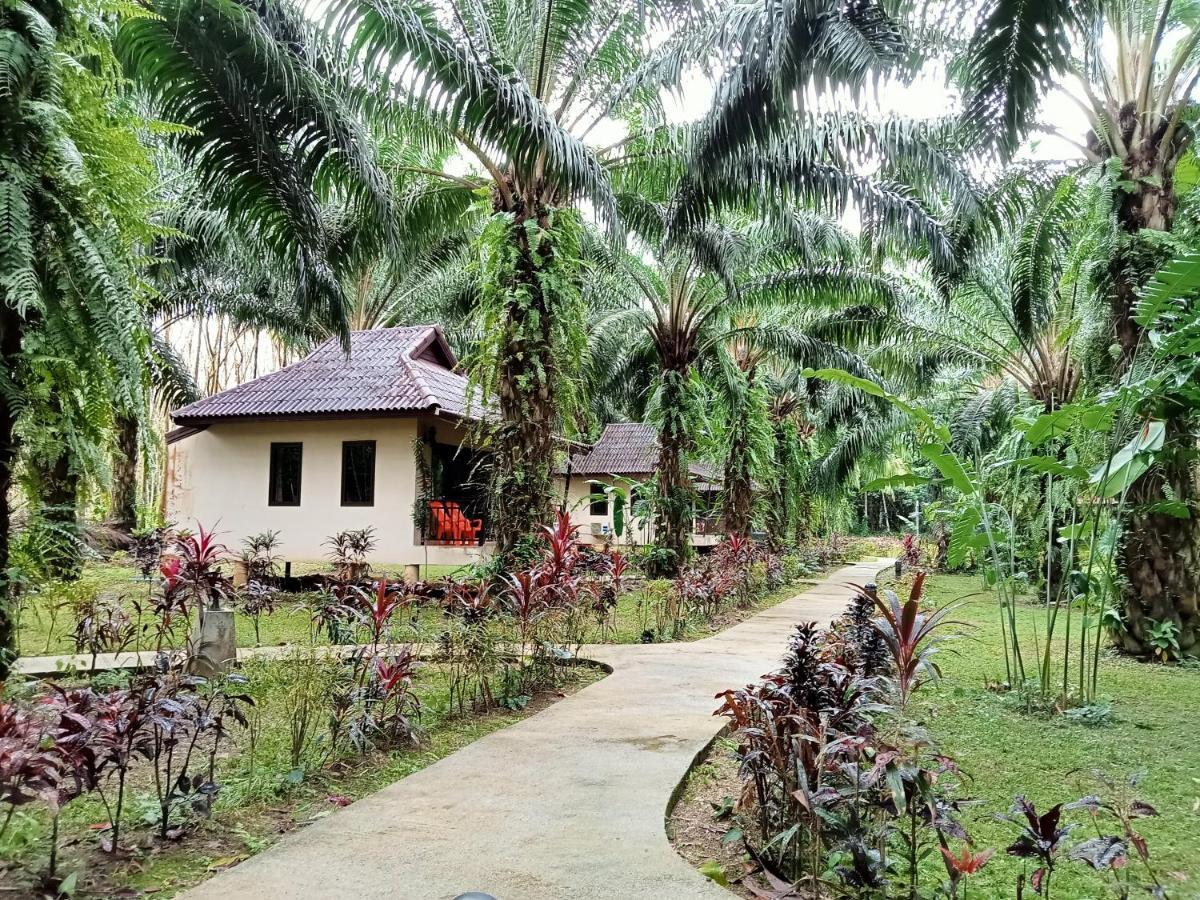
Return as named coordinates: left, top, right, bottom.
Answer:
left=0, top=305, right=21, bottom=677
left=723, top=423, right=753, bottom=539
left=35, top=451, right=81, bottom=582
left=1118, top=428, right=1200, bottom=658
left=1110, top=141, right=1200, bottom=657
left=653, top=368, right=694, bottom=577
left=108, top=412, right=138, bottom=532
left=766, top=424, right=792, bottom=551
left=491, top=211, right=558, bottom=560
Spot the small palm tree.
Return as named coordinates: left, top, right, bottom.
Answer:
left=322, top=0, right=713, bottom=553
left=590, top=203, right=898, bottom=569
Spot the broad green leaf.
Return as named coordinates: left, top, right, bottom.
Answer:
left=1147, top=499, right=1190, bottom=519
left=919, top=444, right=975, bottom=494
left=1022, top=407, right=1077, bottom=446
left=605, top=485, right=626, bottom=537
left=862, top=473, right=930, bottom=492
left=1090, top=420, right=1166, bottom=498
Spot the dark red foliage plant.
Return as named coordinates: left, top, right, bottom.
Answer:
left=0, top=699, right=58, bottom=840
left=1002, top=796, right=1071, bottom=896
left=859, top=572, right=963, bottom=709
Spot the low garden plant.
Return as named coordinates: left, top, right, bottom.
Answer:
left=710, top=573, right=1178, bottom=899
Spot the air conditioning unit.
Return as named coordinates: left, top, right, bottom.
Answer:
left=589, top=523, right=608, bottom=537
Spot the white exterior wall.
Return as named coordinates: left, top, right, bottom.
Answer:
left=559, top=476, right=720, bottom=548
left=166, top=416, right=489, bottom=566
left=561, top=476, right=653, bottom=547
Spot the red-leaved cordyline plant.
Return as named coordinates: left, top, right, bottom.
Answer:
left=539, top=509, right=581, bottom=584
left=505, top=570, right=547, bottom=647
left=860, top=572, right=962, bottom=709
left=362, top=580, right=408, bottom=648
left=607, top=550, right=629, bottom=588
left=175, top=523, right=231, bottom=610
left=370, top=649, right=421, bottom=745
left=0, top=700, right=58, bottom=841
left=444, top=579, right=496, bottom=625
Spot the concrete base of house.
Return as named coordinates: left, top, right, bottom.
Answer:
left=417, top=542, right=496, bottom=568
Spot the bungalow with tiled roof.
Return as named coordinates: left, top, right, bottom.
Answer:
left=562, top=423, right=724, bottom=549
left=165, top=325, right=723, bottom=570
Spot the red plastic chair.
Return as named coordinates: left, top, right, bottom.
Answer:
left=428, top=501, right=451, bottom=544
left=446, top=502, right=483, bottom=545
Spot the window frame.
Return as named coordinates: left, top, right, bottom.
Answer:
left=268, top=442, right=303, bottom=507
left=340, top=439, right=377, bottom=507
left=588, top=481, right=609, bottom=517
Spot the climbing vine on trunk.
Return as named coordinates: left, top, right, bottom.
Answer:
left=651, top=368, right=697, bottom=577
left=469, top=209, right=587, bottom=561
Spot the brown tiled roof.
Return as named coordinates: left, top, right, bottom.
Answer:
left=567, top=423, right=720, bottom=485
left=172, top=326, right=482, bottom=424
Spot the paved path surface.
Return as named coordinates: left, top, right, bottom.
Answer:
left=181, top=559, right=887, bottom=900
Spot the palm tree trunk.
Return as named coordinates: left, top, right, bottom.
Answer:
left=1111, top=147, right=1200, bottom=658
left=653, top=368, right=694, bottom=577
left=1118, top=425, right=1200, bottom=658
left=723, top=425, right=753, bottom=539
left=492, top=211, right=558, bottom=558
left=108, top=412, right=139, bottom=532
left=0, top=305, right=20, bottom=677
left=35, top=451, right=81, bottom=582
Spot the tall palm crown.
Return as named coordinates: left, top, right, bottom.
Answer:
left=589, top=203, right=897, bottom=564
left=901, top=172, right=1116, bottom=415
left=961, top=0, right=1200, bottom=655
left=962, top=0, right=1200, bottom=347
left=325, top=0, right=716, bottom=551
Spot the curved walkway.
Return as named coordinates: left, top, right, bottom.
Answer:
left=184, top=559, right=887, bottom=900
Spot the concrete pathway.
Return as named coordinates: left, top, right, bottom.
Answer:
left=182, top=559, right=887, bottom=900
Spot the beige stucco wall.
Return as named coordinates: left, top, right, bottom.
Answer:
left=166, top=416, right=488, bottom=565
left=561, top=475, right=654, bottom=547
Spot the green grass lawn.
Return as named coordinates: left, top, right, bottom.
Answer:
left=890, top=570, right=1200, bottom=898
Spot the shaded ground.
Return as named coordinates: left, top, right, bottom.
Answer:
left=667, top=735, right=757, bottom=896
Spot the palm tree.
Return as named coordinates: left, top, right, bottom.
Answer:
left=0, top=0, right=153, bottom=643
left=762, top=368, right=816, bottom=547
left=104, top=198, right=329, bottom=535
left=0, top=0, right=391, bottom=672
left=961, top=0, right=1200, bottom=655
left=589, top=204, right=900, bottom=570
left=900, top=173, right=1114, bottom=415
left=321, top=0, right=716, bottom=555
